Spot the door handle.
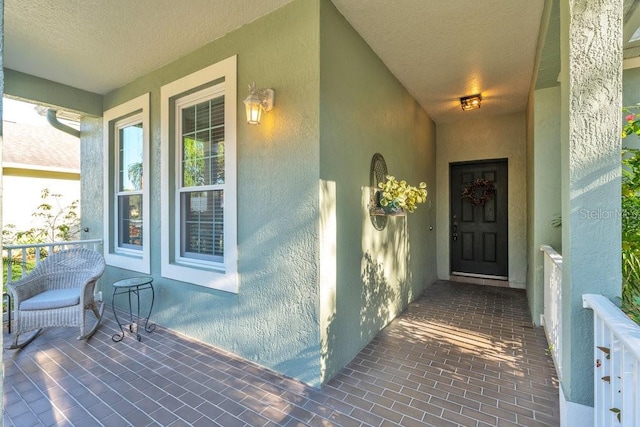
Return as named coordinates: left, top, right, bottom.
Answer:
left=452, top=214, right=458, bottom=241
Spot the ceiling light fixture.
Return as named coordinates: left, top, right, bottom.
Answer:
left=460, top=94, right=482, bottom=111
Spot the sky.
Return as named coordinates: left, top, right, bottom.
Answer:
left=4, top=97, right=49, bottom=126
left=3, top=97, right=80, bottom=129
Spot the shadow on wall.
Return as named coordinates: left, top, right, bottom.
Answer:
left=359, top=183, right=415, bottom=346
left=360, top=251, right=399, bottom=342
left=319, top=250, right=403, bottom=387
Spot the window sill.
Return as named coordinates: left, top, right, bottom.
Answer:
left=105, top=251, right=149, bottom=274
left=161, top=261, right=238, bottom=293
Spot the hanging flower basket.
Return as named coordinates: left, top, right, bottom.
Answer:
left=461, top=178, right=495, bottom=206
left=369, top=175, right=428, bottom=216
left=372, top=190, right=405, bottom=216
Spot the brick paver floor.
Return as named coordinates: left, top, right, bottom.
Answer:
left=3, top=280, right=559, bottom=426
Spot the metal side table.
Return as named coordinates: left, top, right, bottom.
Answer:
left=111, top=277, right=156, bottom=342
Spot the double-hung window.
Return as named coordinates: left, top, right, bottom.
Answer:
left=161, top=56, right=238, bottom=292
left=176, top=90, right=225, bottom=264
left=116, top=118, right=143, bottom=251
left=103, top=93, right=150, bottom=273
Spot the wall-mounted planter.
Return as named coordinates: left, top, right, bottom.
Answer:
left=368, top=189, right=406, bottom=217
left=368, top=153, right=407, bottom=225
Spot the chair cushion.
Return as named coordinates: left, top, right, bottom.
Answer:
left=20, top=289, right=81, bottom=311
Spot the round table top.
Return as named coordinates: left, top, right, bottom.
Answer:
left=113, top=277, right=153, bottom=288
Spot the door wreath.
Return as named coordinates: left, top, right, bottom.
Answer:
left=461, top=178, right=495, bottom=205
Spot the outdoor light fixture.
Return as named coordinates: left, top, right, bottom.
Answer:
left=460, top=94, right=482, bottom=111
left=244, top=82, right=275, bottom=125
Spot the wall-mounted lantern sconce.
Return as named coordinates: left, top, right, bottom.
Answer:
left=460, top=94, right=482, bottom=111
left=244, top=82, right=275, bottom=125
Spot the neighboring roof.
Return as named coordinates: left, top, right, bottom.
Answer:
left=2, top=120, right=80, bottom=172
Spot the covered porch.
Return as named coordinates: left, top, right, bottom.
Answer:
left=3, top=281, right=559, bottom=427
left=2, top=0, right=637, bottom=424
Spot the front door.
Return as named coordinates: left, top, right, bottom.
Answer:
left=450, top=160, right=508, bottom=278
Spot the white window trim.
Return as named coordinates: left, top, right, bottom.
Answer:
left=160, top=56, right=238, bottom=293
left=103, top=93, right=150, bottom=273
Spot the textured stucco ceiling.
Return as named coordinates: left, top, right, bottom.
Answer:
left=331, top=0, right=545, bottom=123
left=4, top=0, right=294, bottom=94
left=5, top=0, right=547, bottom=124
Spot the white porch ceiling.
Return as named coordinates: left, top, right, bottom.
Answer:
left=3, top=0, right=554, bottom=124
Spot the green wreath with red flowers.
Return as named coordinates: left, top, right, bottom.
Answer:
left=461, top=178, right=495, bottom=206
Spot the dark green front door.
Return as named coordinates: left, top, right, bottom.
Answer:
left=450, top=160, right=508, bottom=278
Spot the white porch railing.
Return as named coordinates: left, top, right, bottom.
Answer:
left=541, top=244, right=563, bottom=380
left=4, top=239, right=103, bottom=282
left=583, top=294, right=640, bottom=427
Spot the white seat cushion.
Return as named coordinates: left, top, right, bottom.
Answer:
left=20, top=289, right=81, bottom=311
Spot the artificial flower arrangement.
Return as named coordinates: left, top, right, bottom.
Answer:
left=377, top=175, right=428, bottom=213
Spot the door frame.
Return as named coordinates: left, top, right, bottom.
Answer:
left=449, top=158, right=509, bottom=280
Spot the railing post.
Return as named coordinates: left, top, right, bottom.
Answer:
left=541, top=245, right=563, bottom=381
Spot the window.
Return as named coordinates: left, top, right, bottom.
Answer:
left=103, top=93, right=150, bottom=273
left=161, top=56, right=238, bottom=292
left=116, top=118, right=143, bottom=251
left=177, top=91, right=225, bottom=264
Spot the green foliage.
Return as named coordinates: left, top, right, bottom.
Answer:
left=3, top=259, right=36, bottom=283
left=621, top=109, right=640, bottom=324
left=183, top=137, right=205, bottom=187
left=623, top=106, right=640, bottom=139
left=2, top=188, right=79, bottom=297
left=623, top=295, right=640, bottom=325
left=2, top=258, right=36, bottom=308
left=128, top=162, right=143, bottom=190
left=2, top=188, right=80, bottom=247
left=622, top=152, right=640, bottom=322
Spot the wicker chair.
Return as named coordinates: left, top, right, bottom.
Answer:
left=7, top=248, right=106, bottom=349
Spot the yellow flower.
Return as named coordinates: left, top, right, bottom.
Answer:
left=377, top=175, right=428, bottom=212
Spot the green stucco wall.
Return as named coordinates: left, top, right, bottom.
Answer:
left=80, top=0, right=436, bottom=387
left=623, top=67, right=640, bottom=107
left=527, top=86, right=562, bottom=325
left=317, top=0, right=438, bottom=382
left=83, top=0, right=323, bottom=386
